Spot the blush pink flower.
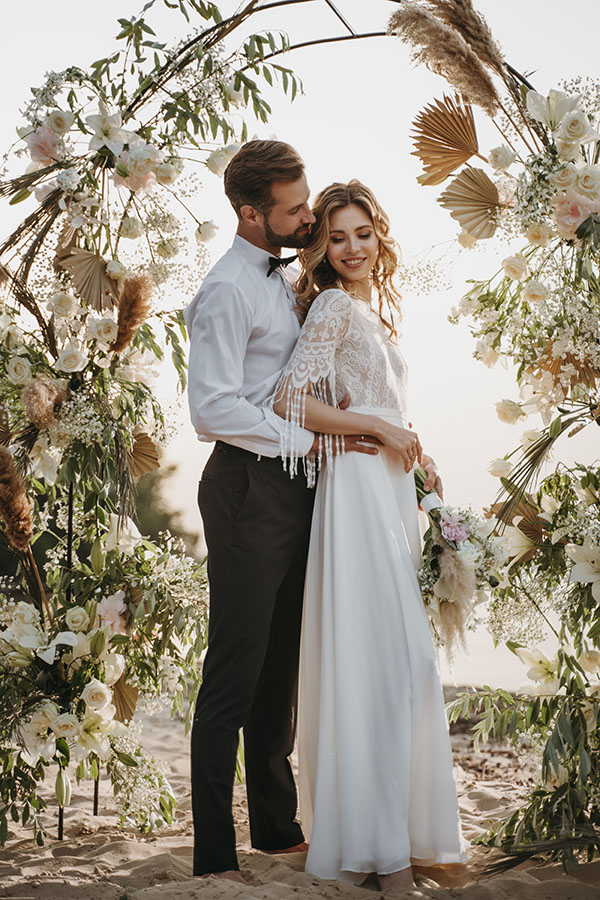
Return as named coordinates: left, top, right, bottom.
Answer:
left=552, top=188, right=598, bottom=240
left=26, top=124, right=63, bottom=166
left=113, top=171, right=156, bottom=192
left=440, top=512, right=471, bottom=544
left=96, top=590, right=128, bottom=634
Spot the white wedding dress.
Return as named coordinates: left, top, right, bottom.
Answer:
left=272, top=288, right=467, bottom=881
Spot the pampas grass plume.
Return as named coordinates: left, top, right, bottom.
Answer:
left=21, top=379, right=65, bottom=430
left=0, top=446, right=33, bottom=551
left=111, top=274, right=153, bottom=353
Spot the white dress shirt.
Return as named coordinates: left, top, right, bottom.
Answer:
left=184, top=234, right=314, bottom=457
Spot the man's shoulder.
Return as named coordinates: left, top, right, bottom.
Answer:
left=185, top=244, right=256, bottom=326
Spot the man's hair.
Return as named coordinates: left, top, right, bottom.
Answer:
left=224, top=140, right=305, bottom=216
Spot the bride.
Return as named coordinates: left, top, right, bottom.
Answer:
left=270, top=180, right=467, bottom=891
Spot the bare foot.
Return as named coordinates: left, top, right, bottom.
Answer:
left=378, top=867, right=416, bottom=892
left=202, top=870, right=247, bottom=884
left=263, top=841, right=309, bottom=855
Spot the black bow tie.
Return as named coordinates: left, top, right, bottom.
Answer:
left=266, top=254, right=297, bottom=278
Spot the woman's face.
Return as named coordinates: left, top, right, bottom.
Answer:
left=325, top=204, right=379, bottom=285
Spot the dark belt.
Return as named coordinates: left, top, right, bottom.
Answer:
left=214, top=440, right=282, bottom=463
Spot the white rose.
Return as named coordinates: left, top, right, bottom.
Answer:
left=195, top=220, right=218, bottom=243
left=88, top=317, right=118, bottom=344
left=49, top=712, right=81, bottom=738
left=521, top=428, right=542, bottom=451
left=457, top=229, right=477, bottom=249
left=56, top=346, right=88, bottom=373
left=496, top=399, right=526, bottom=424
left=488, top=145, right=517, bottom=172
left=120, top=216, right=144, bottom=239
left=155, top=238, right=179, bottom=259
left=105, top=259, right=128, bottom=281
left=48, top=291, right=78, bottom=317
left=102, top=652, right=125, bottom=686
left=521, top=280, right=550, bottom=304
left=56, top=168, right=80, bottom=193
left=556, top=140, right=582, bottom=162
left=12, top=601, right=40, bottom=627
left=488, top=458, right=513, bottom=478
left=125, top=140, right=163, bottom=176
left=206, top=148, right=229, bottom=176
left=65, top=607, right=89, bottom=633
left=501, top=253, right=529, bottom=281
left=559, top=109, right=598, bottom=145
left=155, top=158, right=184, bottom=185
left=80, top=677, right=113, bottom=712
left=548, top=164, right=578, bottom=191
left=45, top=109, right=75, bottom=135
left=525, top=222, right=553, bottom=247
left=7, top=356, right=32, bottom=384
left=576, top=165, right=600, bottom=199
left=31, top=700, right=60, bottom=728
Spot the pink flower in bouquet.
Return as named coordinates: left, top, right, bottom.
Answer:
left=440, top=511, right=471, bottom=544
left=552, top=188, right=598, bottom=240
left=96, top=590, right=127, bottom=634
left=26, top=124, right=63, bottom=166
left=113, top=170, right=156, bottom=192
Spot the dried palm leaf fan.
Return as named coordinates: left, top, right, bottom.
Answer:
left=55, top=226, right=120, bottom=312
left=128, top=430, right=160, bottom=479
left=490, top=495, right=544, bottom=565
left=438, top=166, right=501, bottom=238
left=0, top=406, right=11, bottom=447
left=528, top=345, right=599, bottom=392
left=412, top=94, right=480, bottom=186
left=112, top=675, right=139, bottom=723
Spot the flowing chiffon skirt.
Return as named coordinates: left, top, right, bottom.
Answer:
left=297, top=408, right=467, bottom=882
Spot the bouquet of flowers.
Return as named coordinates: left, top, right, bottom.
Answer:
left=414, top=466, right=508, bottom=657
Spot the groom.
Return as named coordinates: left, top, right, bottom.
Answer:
left=185, top=140, right=379, bottom=882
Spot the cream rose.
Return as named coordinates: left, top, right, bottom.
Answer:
left=496, top=399, right=526, bottom=424
left=47, top=291, right=78, bottom=317
left=56, top=346, right=88, bottom=373
left=195, top=220, right=218, bottom=243
left=88, top=317, right=118, bottom=344
left=31, top=700, right=60, bottom=728
left=549, top=165, right=578, bottom=191
left=155, top=158, right=184, bottom=185
left=65, top=607, right=90, bottom=633
left=501, top=253, right=529, bottom=281
left=156, top=238, right=179, bottom=259
left=12, top=601, right=40, bottom=627
left=475, top=338, right=499, bottom=367
left=206, top=147, right=228, bottom=176
left=578, top=649, right=600, bottom=674
left=521, top=428, right=542, bottom=451
left=49, top=712, right=81, bottom=738
left=556, top=140, right=581, bottom=162
left=488, top=458, right=513, bottom=478
left=559, top=109, right=597, bottom=144
left=120, top=216, right=144, bottom=239
left=7, top=356, right=32, bottom=384
left=521, top=280, right=550, bottom=304
left=576, top=165, right=600, bottom=199
left=45, top=109, right=75, bottom=135
left=125, top=140, right=163, bottom=177
left=526, top=222, right=553, bottom=247
left=80, top=677, right=113, bottom=712
left=488, top=144, right=517, bottom=172
left=105, top=259, right=128, bottom=281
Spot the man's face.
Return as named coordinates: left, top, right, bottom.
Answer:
left=261, top=175, right=316, bottom=249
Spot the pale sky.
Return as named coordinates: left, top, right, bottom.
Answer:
left=2, top=0, right=599, bottom=686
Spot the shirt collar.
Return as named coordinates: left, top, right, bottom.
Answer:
left=232, top=234, right=276, bottom=274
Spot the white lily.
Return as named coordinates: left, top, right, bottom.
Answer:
left=36, top=630, right=79, bottom=665
left=504, top=517, right=535, bottom=563
left=526, top=89, right=581, bottom=131
left=539, top=494, right=560, bottom=523
left=515, top=647, right=559, bottom=687
left=85, top=101, right=132, bottom=157
left=566, top=538, right=600, bottom=602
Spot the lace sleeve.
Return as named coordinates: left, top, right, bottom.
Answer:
left=272, top=288, right=352, bottom=485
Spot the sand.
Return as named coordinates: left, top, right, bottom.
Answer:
left=1, top=690, right=600, bottom=900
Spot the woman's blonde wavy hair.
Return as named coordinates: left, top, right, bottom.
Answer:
left=295, top=180, right=402, bottom=339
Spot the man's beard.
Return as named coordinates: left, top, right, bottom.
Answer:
left=264, top=217, right=311, bottom=250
